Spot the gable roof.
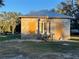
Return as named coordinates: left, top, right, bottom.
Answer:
left=25, top=10, right=74, bottom=19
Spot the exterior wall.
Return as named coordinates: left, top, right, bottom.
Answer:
left=39, top=18, right=46, bottom=34
left=39, top=19, right=50, bottom=35
left=21, top=17, right=70, bottom=40
left=21, top=17, right=38, bottom=35
left=21, top=17, right=38, bottom=39
left=50, top=19, right=70, bottom=40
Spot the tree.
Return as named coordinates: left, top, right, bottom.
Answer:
left=56, top=0, right=79, bottom=16
left=0, top=12, right=21, bottom=34
left=0, top=0, right=4, bottom=7
left=56, top=0, right=72, bottom=16
left=55, top=0, right=79, bottom=35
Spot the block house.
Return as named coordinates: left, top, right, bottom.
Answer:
left=19, top=11, right=73, bottom=40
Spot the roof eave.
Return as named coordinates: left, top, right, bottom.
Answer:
left=48, top=17, right=74, bottom=19
left=19, top=16, right=49, bottom=19
left=19, top=16, right=74, bottom=19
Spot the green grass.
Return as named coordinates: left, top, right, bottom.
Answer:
left=20, top=41, right=79, bottom=53
left=0, top=34, right=79, bottom=53
left=0, top=40, right=79, bottom=55
left=0, top=34, right=21, bottom=41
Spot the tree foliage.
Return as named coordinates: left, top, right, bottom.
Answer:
left=55, top=0, right=79, bottom=34
left=0, top=0, right=4, bottom=7
left=0, top=12, right=21, bottom=34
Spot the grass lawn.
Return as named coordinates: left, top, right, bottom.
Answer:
left=0, top=34, right=79, bottom=52
left=0, top=34, right=79, bottom=53
left=0, top=34, right=79, bottom=58
left=0, top=34, right=21, bottom=41
left=0, top=41, right=79, bottom=59
left=0, top=41, right=79, bottom=53
left=21, top=41, right=79, bottom=52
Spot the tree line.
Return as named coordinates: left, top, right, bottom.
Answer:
left=0, top=12, right=21, bottom=34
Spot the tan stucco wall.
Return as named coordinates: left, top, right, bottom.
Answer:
left=21, top=17, right=70, bottom=40
left=21, top=17, right=38, bottom=35
left=50, top=19, right=70, bottom=40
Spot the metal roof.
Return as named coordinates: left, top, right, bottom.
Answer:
left=25, top=10, right=74, bottom=19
